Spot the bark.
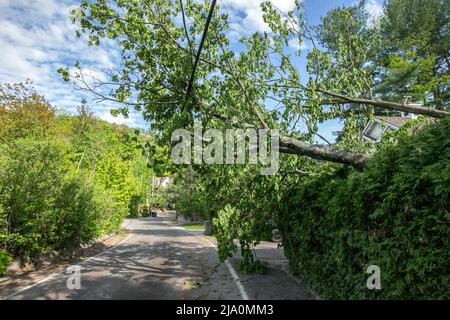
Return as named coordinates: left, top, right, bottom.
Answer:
left=278, top=136, right=370, bottom=169
left=314, top=88, right=450, bottom=119
left=206, top=104, right=370, bottom=169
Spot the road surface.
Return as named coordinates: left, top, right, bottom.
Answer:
left=1, top=216, right=315, bottom=300
left=4, top=217, right=242, bottom=300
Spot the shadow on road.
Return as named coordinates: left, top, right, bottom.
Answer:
left=3, top=216, right=315, bottom=300
left=7, top=218, right=240, bottom=300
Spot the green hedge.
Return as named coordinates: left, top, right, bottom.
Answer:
left=0, top=249, right=11, bottom=277
left=0, top=138, right=125, bottom=262
left=278, top=118, right=450, bottom=299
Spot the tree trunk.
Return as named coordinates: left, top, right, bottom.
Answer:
left=279, top=135, right=370, bottom=169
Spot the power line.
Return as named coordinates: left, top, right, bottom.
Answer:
left=179, top=0, right=193, bottom=66
left=182, top=0, right=217, bottom=112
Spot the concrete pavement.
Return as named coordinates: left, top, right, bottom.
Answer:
left=2, top=218, right=241, bottom=300
left=0, top=216, right=315, bottom=300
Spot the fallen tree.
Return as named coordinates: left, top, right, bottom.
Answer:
left=60, top=0, right=450, bottom=170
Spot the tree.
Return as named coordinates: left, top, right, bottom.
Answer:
left=55, top=1, right=450, bottom=285
left=375, top=0, right=450, bottom=109
left=0, top=82, right=154, bottom=263
left=0, top=81, right=55, bottom=143
left=60, top=0, right=449, bottom=171
left=96, top=152, right=138, bottom=211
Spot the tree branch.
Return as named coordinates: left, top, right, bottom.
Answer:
left=278, top=136, right=370, bottom=169
left=202, top=100, right=370, bottom=169
left=298, top=85, right=450, bottom=118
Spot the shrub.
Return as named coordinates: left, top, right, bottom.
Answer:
left=0, top=138, right=126, bottom=262
left=128, top=194, right=142, bottom=217
left=278, top=117, right=450, bottom=299
left=51, top=174, right=103, bottom=249
left=0, top=249, right=12, bottom=277
left=213, top=205, right=268, bottom=274
left=96, top=185, right=127, bottom=234
left=0, top=138, right=68, bottom=259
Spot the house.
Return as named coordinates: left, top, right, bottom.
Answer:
left=362, top=112, right=417, bottom=143
left=154, top=176, right=171, bottom=189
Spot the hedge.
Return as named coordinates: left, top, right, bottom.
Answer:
left=278, top=117, right=450, bottom=299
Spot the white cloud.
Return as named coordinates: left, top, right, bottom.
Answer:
left=287, top=38, right=309, bottom=51
left=365, top=0, right=383, bottom=17
left=219, top=0, right=298, bottom=37
left=365, top=0, right=383, bottom=28
left=0, top=0, right=145, bottom=127
left=99, top=110, right=147, bottom=129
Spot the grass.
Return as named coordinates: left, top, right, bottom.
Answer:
left=180, top=223, right=205, bottom=230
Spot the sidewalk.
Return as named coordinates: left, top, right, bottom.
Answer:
left=182, top=227, right=319, bottom=300
left=228, top=241, right=319, bottom=300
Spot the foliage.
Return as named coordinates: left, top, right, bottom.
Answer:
left=62, top=0, right=369, bottom=162
left=0, top=81, right=56, bottom=142
left=12, top=0, right=447, bottom=300
left=376, top=0, right=450, bottom=109
left=0, top=249, right=11, bottom=277
left=150, top=190, right=171, bottom=211
left=168, top=167, right=214, bottom=219
left=278, top=118, right=450, bottom=299
left=213, top=204, right=268, bottom=274
left=0, top=83, right=153, bottom=266
left=61, top=0, right=450, bottom=175
left=213, top=205, right=239, bottom=263
left=0, top=138, right=121, bottom=259
left=180, top=223, right=205, bottom=230
left=96, top=152, right=138, bottom=212
left=0, top=138, right=68, bottom=258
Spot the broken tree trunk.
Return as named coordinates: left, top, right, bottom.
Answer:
left=279, top=135, right=370, bottom=169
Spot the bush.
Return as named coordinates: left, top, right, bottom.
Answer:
left=0, top=138, right=125, bottom=262
left=128, top=194, right=142, bottom=217
left=0, top=138, right=68, bottom=258
left=278, top=118, right=450, bottom=299
left=96, top=185, right=127, bottom=234
left=0, top=249, right=12, bottom=276
left=51, top=174, right=104, bottom=249
left=213, top=205, right=268, bottom=274
left=0, top=86, right=150, bottom=269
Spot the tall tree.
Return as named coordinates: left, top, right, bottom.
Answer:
left=60, top=0, right=450, bottom=170
left=0, top=82, right=55, bottom=142
left=375, top=0, right=450, bottom=109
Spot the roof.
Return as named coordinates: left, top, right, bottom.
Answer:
left=376, top=116, right=412, bottom=128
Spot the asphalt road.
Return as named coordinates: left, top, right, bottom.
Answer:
left=6, top=217, right=242, bottom=300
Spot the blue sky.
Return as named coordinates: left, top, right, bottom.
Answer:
left=0, top=0, right=383, bottom=138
